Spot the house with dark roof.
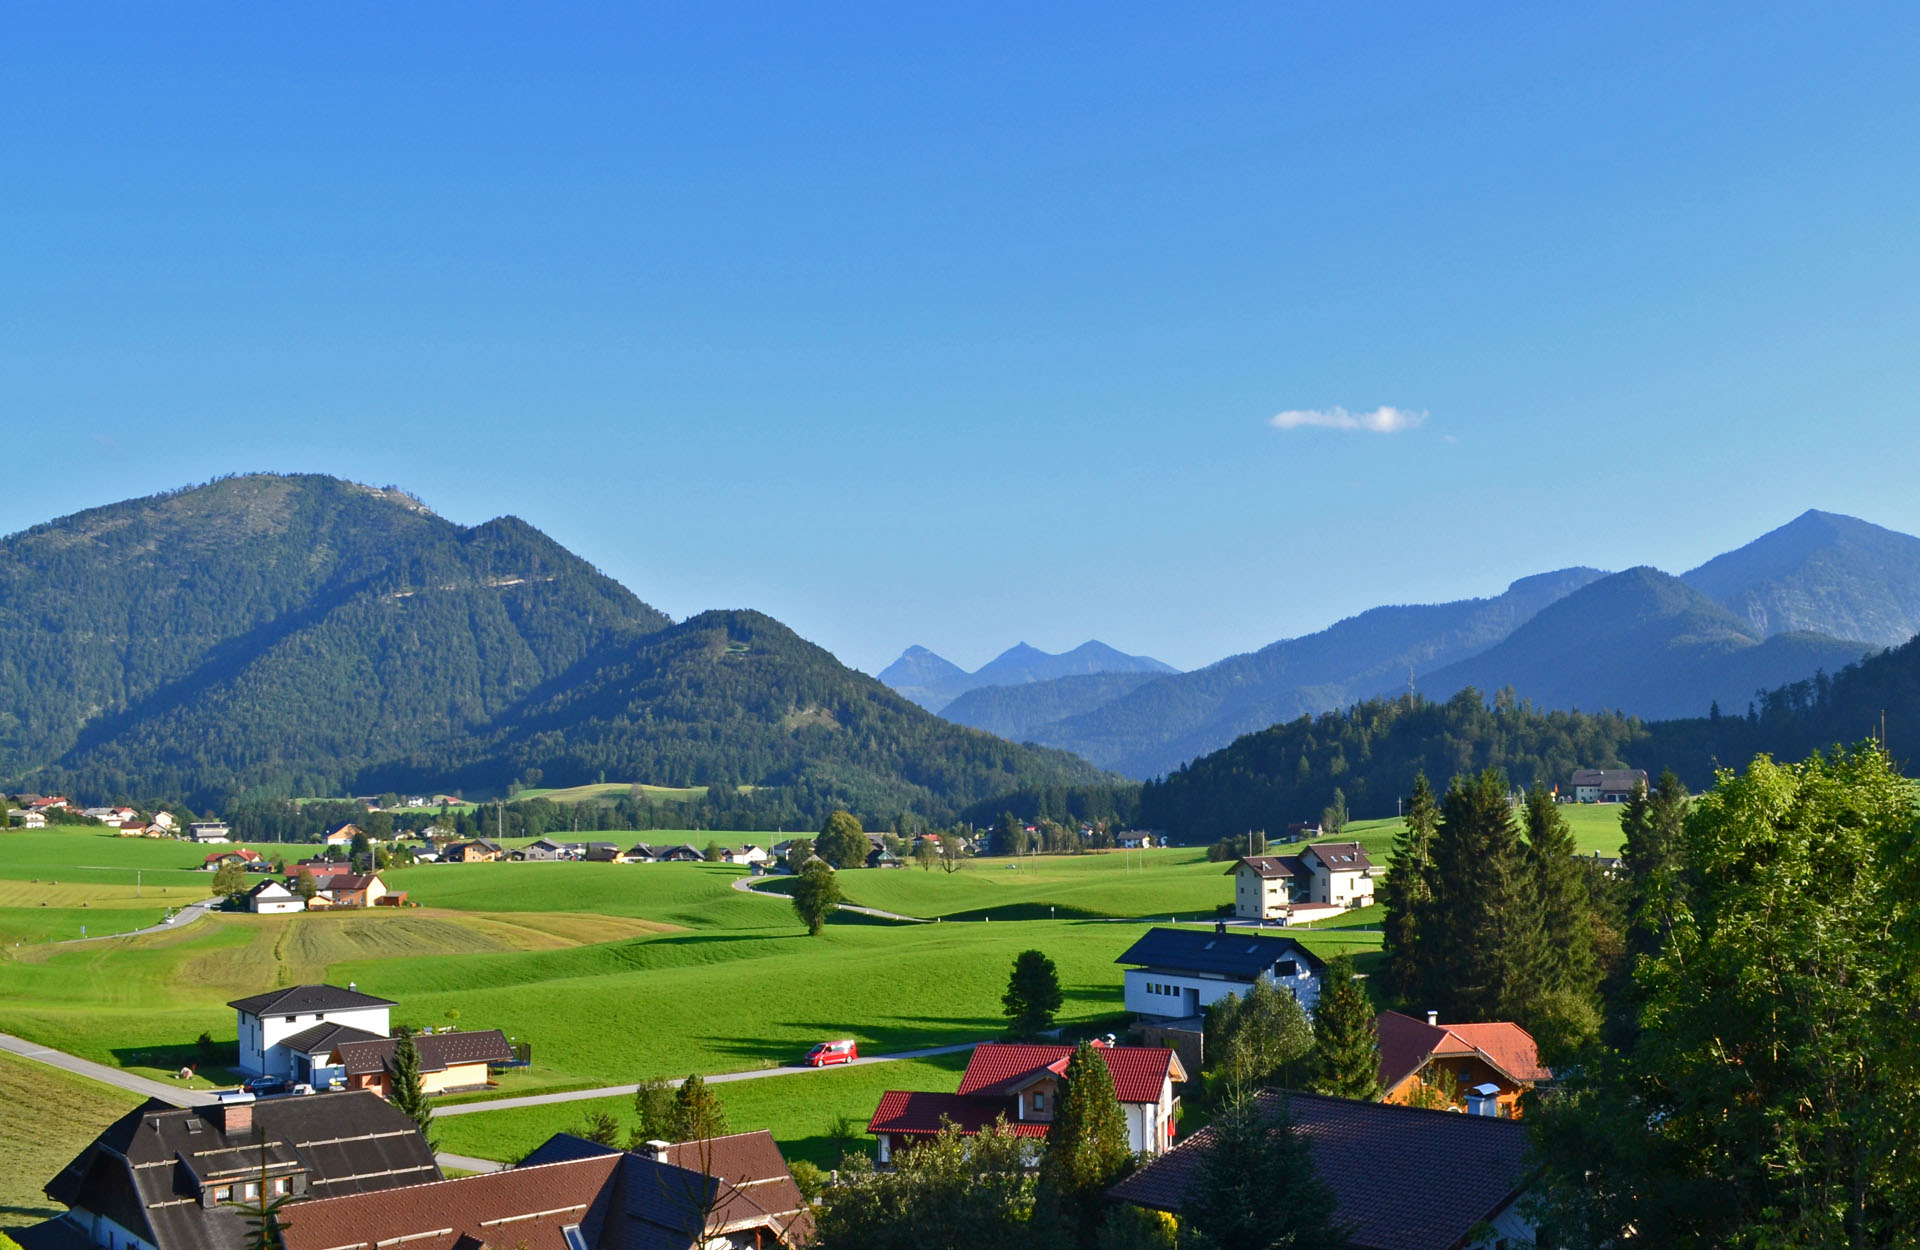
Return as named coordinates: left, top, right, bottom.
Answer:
left=441, top=839, right=502, bottom=863
left=322, top=822, right=363, bottom=847
left=276, top=1130, right=810, bottom=1250
left=1376, top=1011, right=1551, bottom=1118
left=867, top=1041, right=1186, bottom=1163
left=1116, top=925, right=1327, bottom=1020
left=1569, top=768, right=1648, bottom=803
left=653, top=843, right=704, bottom=863
left=36, top=1089, right=440, bottom=1250
left=1109, top=1090, right=1533, bottom=1249
left=245, top=879, right=305, bottom=915
left=333, top=1029, right=515, bottom=1098
left=1230, top=841, right=1376, bottom=920
left=304, top=872, right=387, bottom=908
left=515, top=837, right=575, bottom=861
left=230, top=983, right=395, bottom=1078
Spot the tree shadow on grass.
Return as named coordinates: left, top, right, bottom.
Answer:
left=698, top=1016, right=1005, bottom=1066
left=110, top=1041, right=231, bottom=1075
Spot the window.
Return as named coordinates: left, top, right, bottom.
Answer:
left=562, top=1226, right=590, bottom=1250
left=273, top=1177, right=290, bottom=1196
left=214, top=1186, right=231, bottom=1202
left=1032, top=1092, right=1046, bottom=1112
left=1275, top=960, right=1298, bottom=977
left=243, top=1181, right=260, bottom=1201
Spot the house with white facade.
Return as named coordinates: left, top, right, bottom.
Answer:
left=1569, top=768, right=1648, bottom=803
left=1117, top=924, right=1327, bottom=1020
left=230, top=983, right=395, bottom=1078
left=246, top=880, right=306, bottom=915
left=188, top=821, right=232, bottom=844
left=868, top=1041, right=1186, bottom=1163
left=1229, top=841, right=1376, bottom=920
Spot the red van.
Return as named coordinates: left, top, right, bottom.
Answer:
left=804, top=1039, right=858, bottom=1067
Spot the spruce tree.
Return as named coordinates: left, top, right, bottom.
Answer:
left=1036, top=1042, right=1133, bottom=1249
left=1524, top=785, right=1597, bottom=998
left=1440, top=769, right=1551, bottom=1024
left=1380, top=772, right=1439, bottom=1007
left=1003, top=950, right=1064, bottom=1038
left=1622, top=769, right=1689, bottom=958
left=390, top=1031, right=434, bottom=1147
left=1308, top=956, right=1380, bottom=1101
left=1181, top=1093, right=1349, bottom=1250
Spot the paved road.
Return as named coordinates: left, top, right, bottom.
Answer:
left=53, top=898, right=216, bottom=944
left=0, top=1030, right=219, bottom=1107
left=729, top=873, right=928, bottom=923
left=437, top=1151, right=507, bottom=1173
left=435, top=1040, right=980, bottom=1118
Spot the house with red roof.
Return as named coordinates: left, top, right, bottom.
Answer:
left=1375, top=1010, right=1551, bottom=1118
left=867, top=1041, right=1187, bottom=1163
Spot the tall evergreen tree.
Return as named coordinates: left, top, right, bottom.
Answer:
left=1524, top=785, right=1597, bottom=997
left=1622, top=769, right=1690, bottom=958
left=1308, top=956, right=1381, bottom=1101
left=1036, top=1043, right=1134, bottom=1249
left=1003, top=949, right=1064, bottom=1038
left=1380, top=772, right=1439, bottom=1007
left=390, top=1031, right=433, bottom=1147
left=1435, top=768, right=1551, bottom=1023
left=1180, top=1093, right=1350, bottom=1250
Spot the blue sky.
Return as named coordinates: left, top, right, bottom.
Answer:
left=5, top=3, right=1920, bottom=674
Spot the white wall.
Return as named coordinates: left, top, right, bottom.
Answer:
left=242, top=1004, right=391, bottom=1077
left=1126, top=966, right=1321, bottom=1019
left=73, top=1207, right=157, bottom=1250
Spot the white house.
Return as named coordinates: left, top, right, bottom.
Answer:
left=725, top=845, right=770, bottom=865
left=1570, top=768, right=1648, bottom=803
left=1230, top=841, right=1376, bottom=920
left=188, top=821, right=231, bottom=844
left=230, top=983, right=395, bottom=1078
left=246, top=880, right=306, bottom=915
left=11, top=810, right=47, bottom=829
left=1116, top=924, right=1328, bottom=1019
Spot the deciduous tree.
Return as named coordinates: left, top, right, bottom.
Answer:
left=813, top=1120, right=1034, bottom=1250
left=1204, top=975, right=1313, bottom=1096
left=818, top=810, right=870, bottom=869
left=790, top=860, right=841, bottom=935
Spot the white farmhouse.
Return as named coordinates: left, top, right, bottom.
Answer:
left=230, top=983, right=394, bottom=1078
left=246, top=880, right=306, bottom=915
left=1117, top=924, right=1327, bottom=1020
left=1230, top=841, right=1376, bottom=920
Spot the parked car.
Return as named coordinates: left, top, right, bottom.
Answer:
left=242, top=1075, right=293, bottom=1098
left=804, top=1039, right=858, bottom=1067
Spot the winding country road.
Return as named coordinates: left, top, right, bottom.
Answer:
left=0, top=1030, right=219, bottom=1106
left=52, top=898, right=217, bottom=944
left=728, top=871, right=928, bottom=923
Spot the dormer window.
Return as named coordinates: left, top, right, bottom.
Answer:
left=214, top=1186, right=231, bottom=1202
left=1033, top=1092, right=1047, bottom=1112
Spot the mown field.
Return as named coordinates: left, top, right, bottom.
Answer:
left=0, top=1048, right=144, bottom=1223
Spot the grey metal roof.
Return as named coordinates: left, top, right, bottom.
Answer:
left=228, top=984, right=396, bottom=1016
left=1114, top=927, right=1328, bottom=980
left=280, top=1021, right=386, bottom=1055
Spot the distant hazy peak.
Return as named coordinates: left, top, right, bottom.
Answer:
left=1682, top=509, right=1920, bottom=648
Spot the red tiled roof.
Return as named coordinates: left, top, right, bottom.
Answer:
left=957, top=1043, right=1181, bottom=1105
left=1375, top=1011, right=1550, bottom=1091
left=1108, top=1091, right=1530, bottom=1250
left=867, top=1091, right=1049, bottom=1138
left=278, top=1156, right=619, bottom=1250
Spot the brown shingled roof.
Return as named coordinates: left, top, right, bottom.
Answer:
left=277, top=1156, right=620, bottom=1250
left=1108, top=1090, right=1530, bottom=1250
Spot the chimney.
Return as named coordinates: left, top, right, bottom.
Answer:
left=1426, top=1010, right=1438, bottom=1027
left=348, top=981, right=357, bottom=993
left=645, top=1139, right=672, bottom=1163
left=217, top=1092, right=255, bottom=1136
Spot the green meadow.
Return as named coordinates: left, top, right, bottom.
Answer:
left=0, top=1049, right=145, bottom=1222
left=0, top=803, right=1633, bottom=1173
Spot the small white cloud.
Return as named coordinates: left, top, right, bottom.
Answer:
left=1267, top=405, right=1427, bottom=433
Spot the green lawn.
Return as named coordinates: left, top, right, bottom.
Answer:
left=435, top=1053, right=975, bottom=1168
left=0, top=1048, right=144, bottom=1225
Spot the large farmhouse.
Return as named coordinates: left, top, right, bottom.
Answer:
left=1229, top=840, right=1376, bottom=919
left=230, top=983, right=395, bottom=1079
left=40, top=1090, right=440, bottom=1250
left=1569, top=768, right=1648, bottom=803
left=1116, top=924, right=1327, bottom=1020
left=868, top=1041, right=1186, bottom=1162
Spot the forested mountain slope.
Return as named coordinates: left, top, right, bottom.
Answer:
left=1413, top=566, right=1873, bottom=720
left=1141, top=631, right=1920, bottom=841
left=380, top=609, right=1114, bottom=822
left=1682, top=509, right=1920, bottom=646
left=1015, top=567, right=1608, bottom=778
left=940, top=671, right=1163, bottom=741
left=8, top=475, right=1114, bottom=819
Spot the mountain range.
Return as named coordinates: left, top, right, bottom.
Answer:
left=924, top=510, right=1915, bottom=778
left=0, top=475, right=1110, bottom=818
left=877, top=641, right=1175, bottom=712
